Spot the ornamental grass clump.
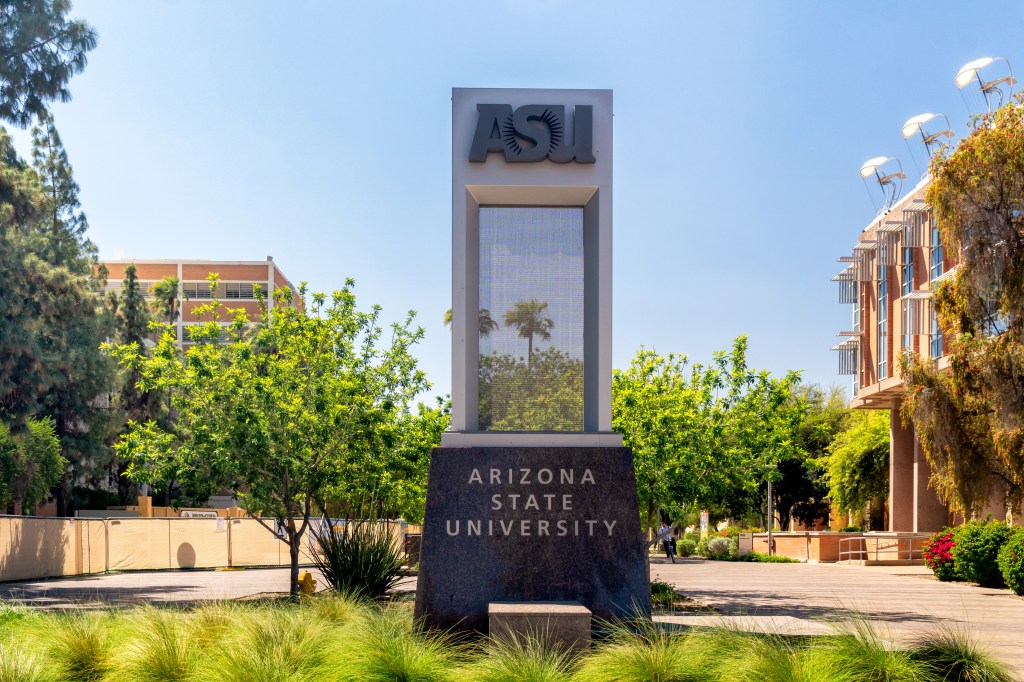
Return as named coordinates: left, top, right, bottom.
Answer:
left=112, top=607, right=204, bottom=682
left=454, top=631, right=575, bottom=682
left=923, top=529, right=958, bottom=582
left=952, top=519, right=1014, bottom=588
left=206, top=604, right=332, bottom=682
left=572, top=620, right=701, bottom=682
left=996, top=526, right=1024, bottom=596
left=908, top=625, right=1014, bottom=682
left=801, top=619, right=918, bottom=682
left=42, top=612, right=122, bottom=682
left=0, top=637, right=47, bottom=682
left=330, top=605, right=464, bottom=682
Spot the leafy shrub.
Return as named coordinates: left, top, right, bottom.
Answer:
left=952, top=520, right=1014, bottom=587
left=650, top=580, right=675, bottom=610
left=695, top=537, right=709, bottom=557
left=677, top=539, right=696, bottom=557
left=738, top=552, right=799, bottom=563
left=997, top=527, right=1024, bottom=595
left=923, top=529, right=958, bottom=582
left=838, top=525, right=862, bottom=533
left=704, top=537, right=731, bottom=559
left=312, top=520, right=404, bottom=599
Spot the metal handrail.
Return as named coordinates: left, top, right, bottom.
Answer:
left=839, top=533, right=929, bottom=563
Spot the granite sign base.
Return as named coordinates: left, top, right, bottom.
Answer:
left=414, top=446, right=650, bottom=632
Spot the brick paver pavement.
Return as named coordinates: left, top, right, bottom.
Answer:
left=651, top=557, right=1024, bottom=675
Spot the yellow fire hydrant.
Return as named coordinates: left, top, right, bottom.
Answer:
left=298, top=570, right=317, bottom=597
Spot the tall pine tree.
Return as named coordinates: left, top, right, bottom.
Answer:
left=28, top=112, right=114, bottom=513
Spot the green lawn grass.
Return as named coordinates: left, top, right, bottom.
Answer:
left=0, top=597, right=1013, bottom=682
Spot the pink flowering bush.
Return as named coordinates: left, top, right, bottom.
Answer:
left=997, top=528, right=1024, bottom=595
left=923, top=529, right=958, bottom=582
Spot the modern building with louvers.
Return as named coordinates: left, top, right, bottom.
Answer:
left=830, top=54, right=1019, bottom=533
left=832, top=179, right=955, bottom=533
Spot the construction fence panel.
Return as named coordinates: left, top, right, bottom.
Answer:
left=0, top=515, right=416, bottom=583
left=168, top=518, right=230, bottom=569
left=227, top=518, right=285, bottom=567
left=107, top=518, right=173, bottom=571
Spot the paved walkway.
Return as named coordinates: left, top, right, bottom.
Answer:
left=651, top=557, right=1024, bottom=675
left=0, top=568, right=415, bottom=608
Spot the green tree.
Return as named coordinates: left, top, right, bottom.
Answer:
left=0, top=129, right=48, bottom=423
left=503, top=299, right=553, bottom=362
left=109, top=279, right=430, bottom=598
left=901, top=94, right=1024, bottom=515
left=28, top=111, right=112, bottom=513
left=443, top=307, right=498, bottom=337
left=479, top=348, right=583, bottom=431
left=0, top=0, right=97, bottom=127
left=0, top=417, right=66, bottom=514
left=819, top=410, right=889, bottom=530
left=106, top=264, right=163, bottom=503
left=31, top=109, right=92, bottom=269
left=613, top=337, right=805, bottom=536
left=150, top=275, right=180, bottom=326
left=777, top=384, right=848, bottom=529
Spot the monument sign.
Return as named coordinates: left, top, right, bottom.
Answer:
left=414, top=88, right=648, bottom=632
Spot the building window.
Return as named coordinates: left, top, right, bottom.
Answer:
left=901, top=246, right=914, bottom=297
left=877, top=242, right=888, bottom=380
left=225, top=283, right=258, bottom=300
left=929, top=216, right=944, bottom=281
left=183, top=282, right=212, bottom=299
left=930, top=304, right=943, bottom=359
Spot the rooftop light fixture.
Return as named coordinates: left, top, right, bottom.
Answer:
left=955, top=57, right=1016, bottom=112
left=901, top=113, right=953, bottom=160
left=860, top=156, right=905, bottom=211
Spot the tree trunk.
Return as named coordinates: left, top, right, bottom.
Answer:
left=288, top=532, right=301, bottom=600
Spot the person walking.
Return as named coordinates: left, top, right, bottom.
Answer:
left=657, top=521, right=676, bottom=563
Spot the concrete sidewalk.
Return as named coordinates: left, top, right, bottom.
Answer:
left=0, top=568, right=415, bottom=608
left=651, top=557, right=1024, bottom=675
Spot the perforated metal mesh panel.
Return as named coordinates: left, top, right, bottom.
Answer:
left=478, top=207, right=584, bottom=431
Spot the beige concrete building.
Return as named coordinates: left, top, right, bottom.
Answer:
left=99, top=257, right=297, bottom=346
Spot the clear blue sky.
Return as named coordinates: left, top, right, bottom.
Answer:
left=13, top=1, right=1024, bottom=402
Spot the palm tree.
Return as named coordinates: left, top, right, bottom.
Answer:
left=150, top=276, right=180, bottom=325
left=503, top=299, right=554, bottom=362
left=443, top=308, right=499, bottom=337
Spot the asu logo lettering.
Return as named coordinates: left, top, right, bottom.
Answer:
left=469, top=104, right=595, bottom=164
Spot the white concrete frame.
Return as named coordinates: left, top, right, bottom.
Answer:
left=443, top=88, right=620, bottom=448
